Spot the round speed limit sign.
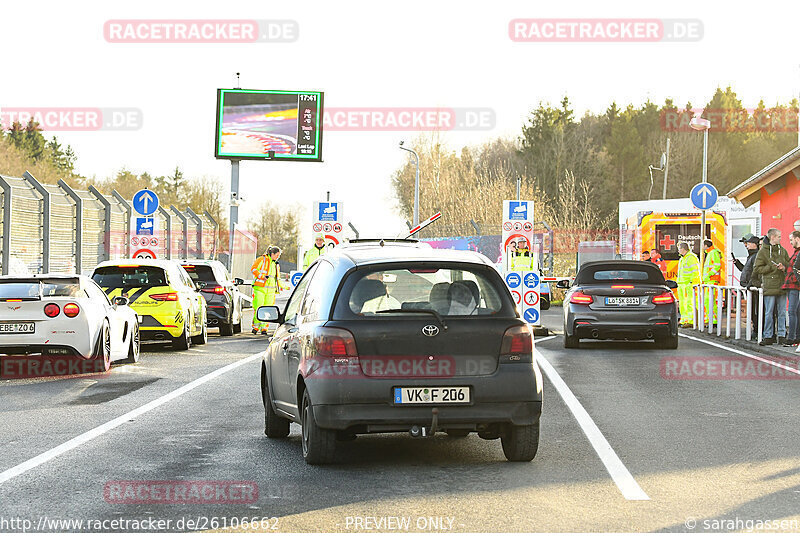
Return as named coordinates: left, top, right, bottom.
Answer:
left=132, top=248, right=157, bottom=260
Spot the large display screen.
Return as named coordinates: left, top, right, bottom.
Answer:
left=214, top=89, right=323, bottom=161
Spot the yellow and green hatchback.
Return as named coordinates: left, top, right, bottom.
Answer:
left=91, top=259, right=207, bottom=349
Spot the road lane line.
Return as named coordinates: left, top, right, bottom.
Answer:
left=0, top=353, right=262, bottom=486
left=679, top=334, right=800, bottom=376
left=534, top=338, right=650, bottom=501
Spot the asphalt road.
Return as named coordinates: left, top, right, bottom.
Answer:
left=1, top=306, right=799, bottom=533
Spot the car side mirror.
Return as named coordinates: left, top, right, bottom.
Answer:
left=555, top=279, right=571, bottom=289
left=195, top=281, right=207, bottom=290
left=257, top=305, right=282, bottom=323
left=234, top=277, right=244, bottom=286
left=113, top=296, right=129, bottom=307
left=665, top=280, right=678, bottom=289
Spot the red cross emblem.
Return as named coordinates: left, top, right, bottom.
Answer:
left=659, top=234, right=676, bottom=251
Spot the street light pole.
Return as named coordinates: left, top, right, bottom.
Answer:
left=399, top=141, right=420, bottom=227
left=690, top=116, right=711, bottom=269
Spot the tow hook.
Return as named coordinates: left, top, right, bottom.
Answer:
left=409, top=408, right=441, bottom=438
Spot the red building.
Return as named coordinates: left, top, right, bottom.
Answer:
left=729, top=145, right=800, bottom=236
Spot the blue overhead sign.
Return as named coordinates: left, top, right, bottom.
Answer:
left=318, top=202, right=338, bottom=222
left=508, top=201, right=529, bottom=221
left=132, top=189, right=159, bottom=216
left=690, top=183, right=718, bottom=211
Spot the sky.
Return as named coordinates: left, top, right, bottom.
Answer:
left=2, top=0, right=799, bottom=246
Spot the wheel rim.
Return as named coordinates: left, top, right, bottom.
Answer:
left=101, top=325, right=110, bottom=369
left=301, top=398, right=310, bottom=455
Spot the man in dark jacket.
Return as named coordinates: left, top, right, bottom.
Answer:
left=781, top=231, right=800, bottom=345
left=753, top=228, right=790, bottom=345
left=736, top=234, right=761, bottom=337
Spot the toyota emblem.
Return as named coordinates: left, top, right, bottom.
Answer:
left=422, top=325, right=440, bottom=337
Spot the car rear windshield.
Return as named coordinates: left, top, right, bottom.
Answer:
left=335, top=266, right=510, bottom=318
left=181, top=265, right=216, bottom=284
left=0, top=280, right=80, bottom=299
left=92, top=266, right=167, bottom=288
left=577, top=265, right=665, bottom=284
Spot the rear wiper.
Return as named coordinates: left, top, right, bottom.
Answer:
left=375, top=308, right=448, bottom=330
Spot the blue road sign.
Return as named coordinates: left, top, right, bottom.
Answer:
left=508, top=201, right=528, bottom=221
left=290, top=271, right=303, bottom=287
left=505, top=272, right=522, bottom=288
left=135, top=217, right=154, bottom=236
left=524, top=272, right=540, bottom=289
left=690, top=182, right=718, bottom=211
left=132, top=189, right=159, bottom=216
left=318, top=202, right=338, bottom=222
left=523, top=308, right=539, bottom=324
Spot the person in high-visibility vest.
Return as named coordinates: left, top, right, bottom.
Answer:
left=250, top=245, right=289, bottom=334
left=676, top=242, right=701, bottom=327
left=702, top=239, right=723, bottom=326
left=303, top=233, right=327, bottom=269
left=510, top=237, right=535, bottom=271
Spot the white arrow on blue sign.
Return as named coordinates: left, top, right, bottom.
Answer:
left=505, top=272, right=522, bottom=289
left=132, top=189, right=159, bottom=216
left=690, top=182, right=718, bottom=211
left=523, top=308, right=539, bottom=324
left=524, top=272, right=540, bottom=289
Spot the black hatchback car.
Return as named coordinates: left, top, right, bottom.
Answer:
left=256, top=240, right=542, bottom=464
left=558, top=260, right=679, bottom=349
left=180, top=260, right=245, bottom=336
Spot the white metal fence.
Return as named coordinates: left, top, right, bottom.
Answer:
left=0, top=171, right=219, bottom=276
left=693, top=284, right=765, bottom=343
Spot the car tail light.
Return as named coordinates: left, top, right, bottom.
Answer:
left=611, top=285, right=634, bottom=289
left=652, top=291, right=675, bottom=305
left=500, top=325, right=532, bottom=356
left=63, top=303, right=80, bottom=318
left=150, top=292, right=178, bottom=301
left=313, top=327, right=358, bottom=357
left=44, top=303, right=60, bottom=317
left=202, top=286, right=225, bottom=295
left=570, top=291, right=593, bottom=305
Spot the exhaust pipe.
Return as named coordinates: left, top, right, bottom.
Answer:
left=646, top=330, right=654, bottom=339
left=591, top=329, right=599, bottom=339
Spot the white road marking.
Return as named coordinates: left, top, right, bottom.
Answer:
left=0, top=353, right=262, bottom=486
left=535, top=336, right=650, bottom=501
left=679, top=334, right=800, bottom=376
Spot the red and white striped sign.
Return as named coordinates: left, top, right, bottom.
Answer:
left=408, top=212, right=442, bottom=237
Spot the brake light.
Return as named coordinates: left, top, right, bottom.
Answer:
left=314, top=327, right=358, bottom=357
left=652, top=292, right=675, bottom=305
left=44, top=303, right=60, bottom=317
left=150, top=293, right=178, bottom=301
left=500, top=325, right=532, bottom=356
left=570, top=291, right=593, bottom=305
left=6, top=299, right=22, bottom=302
left=202, top=286, right=226, bottom=294
left=63, top=303, right=80, bottom=318
left=611, top=285, right=634, bottom=289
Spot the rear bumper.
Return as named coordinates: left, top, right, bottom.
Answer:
left=303, top=362, right=542, bottom=431
left=312, top=401, right=541, bottom=431
left=567, top=305, right=677, bottom=339
left=205, top=305, right=232, bottom=325
left=0, top=345, right=83, bottom=357
left=139, top=315, right=183, bottom=339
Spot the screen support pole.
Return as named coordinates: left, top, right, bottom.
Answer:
left=229, top=159, right=240, bottom=269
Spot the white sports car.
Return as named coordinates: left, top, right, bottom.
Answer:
left=0, top=274, right=140, bottom=376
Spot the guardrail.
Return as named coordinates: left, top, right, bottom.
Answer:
left=693, top=284, right=764, bottom=343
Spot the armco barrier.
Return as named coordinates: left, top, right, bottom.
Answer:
left=0, top=171, right=220, bottom=275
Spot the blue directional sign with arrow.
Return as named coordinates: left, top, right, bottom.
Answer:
left=132, top=189, right=159, bottom=216
left=690, top=183, right=718, bottom=211
left=523, top=308, right=539, bottom=324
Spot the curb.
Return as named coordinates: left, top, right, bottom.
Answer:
left=679, top=327, right=799, bottom=359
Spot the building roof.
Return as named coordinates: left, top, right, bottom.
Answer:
left=728, top=144, right=800, bottom=207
